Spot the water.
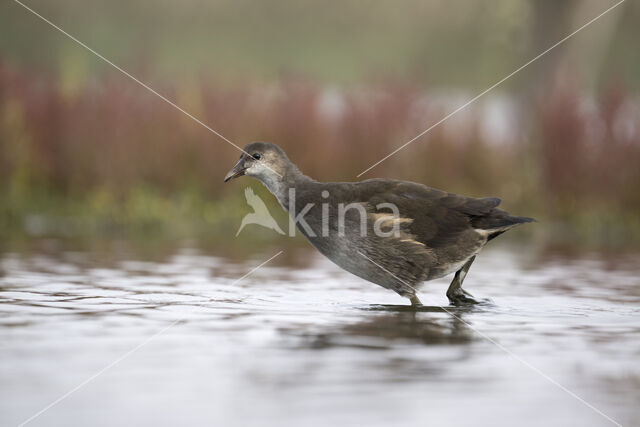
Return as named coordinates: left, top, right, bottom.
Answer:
left=1, top=243, right=639, bottom=427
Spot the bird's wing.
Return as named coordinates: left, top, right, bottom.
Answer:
left=245, top=187, right=269, bottom=213
left=244, top=187, right=255, bottom=203
left=358, top=179, right=500, bottom=248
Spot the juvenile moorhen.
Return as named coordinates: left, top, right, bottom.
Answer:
left=224, top=142, right=534, bottom=306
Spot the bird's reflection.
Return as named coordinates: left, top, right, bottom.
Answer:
left=298, top=305, right=479, bottom=350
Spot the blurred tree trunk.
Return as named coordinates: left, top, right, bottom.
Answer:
left=522, top=0, right=628, bottom=218
left=523, top=0, right=627, bottom=97
left=524, top=0, right=577, bottom=97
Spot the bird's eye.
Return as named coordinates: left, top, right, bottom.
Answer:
left=252, top=153, right=261, bottom=160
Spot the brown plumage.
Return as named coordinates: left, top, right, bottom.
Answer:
left=225, top=142, right=534, bottom=306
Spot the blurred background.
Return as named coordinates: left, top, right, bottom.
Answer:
left=1, top=0, right=639, bottom=252
left=2, top=2, right=640, bottom=426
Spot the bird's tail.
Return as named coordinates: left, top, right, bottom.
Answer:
left=471, top=209, right=535, bottom=234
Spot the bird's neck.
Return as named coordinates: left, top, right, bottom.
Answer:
left=259, top=163, right=315, bottom=207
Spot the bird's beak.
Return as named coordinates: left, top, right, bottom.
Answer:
left=224, top=159, right=246, bottom=182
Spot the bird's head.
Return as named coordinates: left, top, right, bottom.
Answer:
left=224, top=142, right=290, bottom=185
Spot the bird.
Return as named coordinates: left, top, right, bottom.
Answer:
left=236, top=187, right=285, bottom=236
left=224, top=142, right=534, bottom=306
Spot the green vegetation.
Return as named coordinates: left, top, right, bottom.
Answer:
left=1, top=1, right=639, bottom=252
left=1, top=61, right=639, bottom=250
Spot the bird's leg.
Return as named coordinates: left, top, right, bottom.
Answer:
left=409, top=295, right=423, bottom=307
left=446, top=256, right=479, bottom=306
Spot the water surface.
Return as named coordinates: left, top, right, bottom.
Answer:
left=1, top=243, right=639, bottom=426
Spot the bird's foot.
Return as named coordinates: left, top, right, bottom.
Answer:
left=447, top=289, right=481, bottom=306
